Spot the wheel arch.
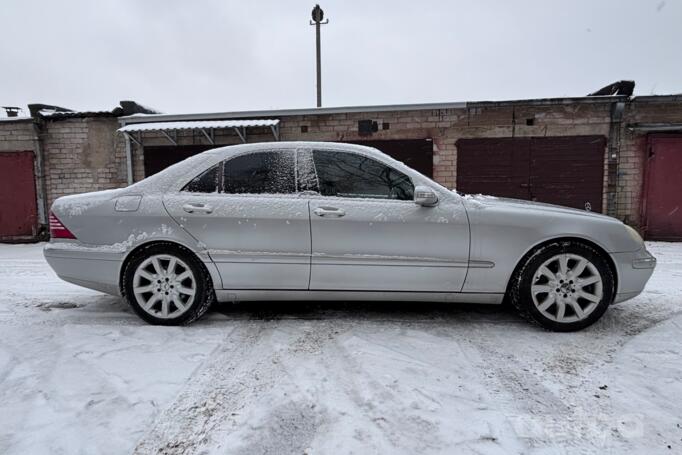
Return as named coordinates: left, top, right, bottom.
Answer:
left=504, top=236, right=618, bottom=299
left=118, top=240, right=220, bottom=296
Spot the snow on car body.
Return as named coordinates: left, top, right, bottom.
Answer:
left=43, top=142, right=656, bottom=330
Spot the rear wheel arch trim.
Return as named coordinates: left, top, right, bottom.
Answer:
left=118, top=240, right=220, bottom=294
left=505, top=236, right=618, bottom=297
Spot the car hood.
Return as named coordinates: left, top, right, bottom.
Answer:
left=460, top=194, right=617, bottom=222
left=458, top=193, right=646, bottom=254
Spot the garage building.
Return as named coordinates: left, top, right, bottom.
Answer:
left=1, top=92, right=681, bottom=241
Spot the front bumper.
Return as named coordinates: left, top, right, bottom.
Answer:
left=611, top=247, right=656, bottom=303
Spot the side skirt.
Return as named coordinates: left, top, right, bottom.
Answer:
left=215, top=290, right=504, bottom=304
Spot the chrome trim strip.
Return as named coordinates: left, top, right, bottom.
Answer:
left=216, top=290, right=504, bottom=304
left=468, top=260, right=495, bottom=268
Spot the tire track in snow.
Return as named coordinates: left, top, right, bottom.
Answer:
left=320, top=329, right=446, bottom=453
left=132, top=320, right=328, bottom=455
left=468, top=314, right=679, bottom=452
left=132, top=322, right=266, bottom=454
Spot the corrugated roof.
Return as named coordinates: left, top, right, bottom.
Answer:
left=118, top=96, right=629, bottom=125
left=39, top=109, right=120, bottom=119
left=118, top=119, right=279, bottom=133
left=28, top=101, right=159, bottom=120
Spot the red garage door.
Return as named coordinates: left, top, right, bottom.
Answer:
left=456, top=136, right=606, bottom=212
left=643, top=135, right=682, bottom=240
left=143, top=145, right=214, bottom=177
left=0, top=151, right=38, bottom=239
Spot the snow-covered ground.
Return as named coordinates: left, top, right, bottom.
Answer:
left=0, top=242, right=680, bottom=455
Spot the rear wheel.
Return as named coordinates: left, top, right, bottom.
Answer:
left=123, top=244, right=214, bottom=325
left=510, top=241, right=615, bottom=331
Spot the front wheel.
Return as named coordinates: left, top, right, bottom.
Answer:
left=510, top=241, right=615, bottom=332
left=123, top=244, right=214, bottom=325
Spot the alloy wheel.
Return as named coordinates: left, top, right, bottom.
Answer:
left=132, top=254, right=196, bottom=319
left=530, top=253, right=603, bottom=323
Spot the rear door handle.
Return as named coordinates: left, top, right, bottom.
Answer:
left=182, top=203, right=213, bottom=214
left=313, top=207, right=345, bottom=217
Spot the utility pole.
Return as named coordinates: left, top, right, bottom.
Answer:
left=310, top=4, right=328, bottom=107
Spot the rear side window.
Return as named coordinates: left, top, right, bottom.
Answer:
left=222, top=151, right=295, bottom=194
left=183, top=164, right=219, bottom=193
left=312, top=150, right=414, bottom=200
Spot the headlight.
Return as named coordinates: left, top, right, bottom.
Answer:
left=624, top=224, right=644, bottom=246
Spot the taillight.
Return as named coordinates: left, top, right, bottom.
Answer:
left=49, top=212, right=77, bottom=239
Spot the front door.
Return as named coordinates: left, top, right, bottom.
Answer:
left=303, top=148, right=470, bottom=292
left=163, top=150, right=311, bottom=289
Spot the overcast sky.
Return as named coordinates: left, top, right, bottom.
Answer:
left=1, top=0, right=680, bottom=116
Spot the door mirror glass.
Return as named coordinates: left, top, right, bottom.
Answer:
left=414, top=186, right=438, bottom=206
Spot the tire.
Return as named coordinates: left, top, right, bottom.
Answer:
left=510, top=241, right=615, bottom=332
left=122, top=243, right=215, bottom=325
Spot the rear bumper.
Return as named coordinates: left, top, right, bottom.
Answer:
left=43, top=242, right=124, bottom=296
left=611, top=247, right=656, bottom=303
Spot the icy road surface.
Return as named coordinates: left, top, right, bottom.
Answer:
left=0, top=242, right=680, bottom=455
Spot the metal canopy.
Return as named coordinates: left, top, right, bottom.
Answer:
left=118, top=119, right=280, bottom=145
left=627, top=123, right=682, bottom=133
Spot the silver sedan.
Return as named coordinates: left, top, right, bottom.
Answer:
left=44, top=142, right=656, bottom=331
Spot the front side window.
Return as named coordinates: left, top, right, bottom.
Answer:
left=312, top=150, right=414, bottom=200
left=183, top=164, right=219, bottom=193
left=222, top=151, right=295, bottom=194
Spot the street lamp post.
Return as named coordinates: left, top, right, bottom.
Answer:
left=310, top=4, right=328, bottom=108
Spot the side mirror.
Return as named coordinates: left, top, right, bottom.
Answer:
left=414, top=185, right=439, bottom=207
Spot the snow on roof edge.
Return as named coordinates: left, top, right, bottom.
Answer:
left=118, top=119, right=279, bottom=133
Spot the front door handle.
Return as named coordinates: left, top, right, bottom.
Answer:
left=182, top=203, right=214, bottom=214
left=313, top=207, right=345, bottom=217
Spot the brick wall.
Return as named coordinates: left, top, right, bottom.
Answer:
left=0, top=119, right=36, bottom=152
left=42, top=117, right=127, bottom=208
left=617, top=97, right=682, bottom=227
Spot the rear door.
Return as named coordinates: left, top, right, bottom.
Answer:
left=303, top=148, right=470, bottom=292
left=163, top=150, right=311, bottom=289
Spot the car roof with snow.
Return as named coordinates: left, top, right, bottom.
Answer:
left=202, top=141, right=382, bottom=158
